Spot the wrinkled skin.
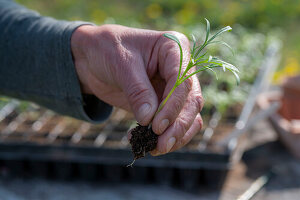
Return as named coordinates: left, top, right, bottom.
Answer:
left=71, top=24, right=203, bottom=156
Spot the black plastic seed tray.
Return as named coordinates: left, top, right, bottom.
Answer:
left=0, top=101, right=242, bottom=191
left=0, top=142, right=231, bottom=190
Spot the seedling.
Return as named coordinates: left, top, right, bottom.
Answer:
left=128, top=19, right=239, bottom=166
left=156, top=19, right=239, bottom=115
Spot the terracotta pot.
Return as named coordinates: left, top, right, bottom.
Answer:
left=279, top=75, right=300, bottom=120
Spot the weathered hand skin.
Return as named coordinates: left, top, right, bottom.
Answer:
left=71, top=24, right=203, bottom=155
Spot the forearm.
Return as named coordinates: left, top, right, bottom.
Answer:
left=0, top=0, right=112, bottom=122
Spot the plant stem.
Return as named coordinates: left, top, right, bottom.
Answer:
left=155, top=83, right=178, bottom=116
left=179, top=65, right=220, bottom=83
left=154, top=65, right=221, bottom=119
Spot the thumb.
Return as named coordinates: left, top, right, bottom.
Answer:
left=120, top=59, right=158, bottom=126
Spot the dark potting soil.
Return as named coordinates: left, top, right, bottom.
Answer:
left=129, top=124, right=158, bottom=160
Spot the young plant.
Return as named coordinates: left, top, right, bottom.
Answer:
left=155, top=18, right=239, bottom=115
left=128, top=19, right=239, bottom=166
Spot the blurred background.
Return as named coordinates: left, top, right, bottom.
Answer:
left=15, top=0, right=300, bottom=82
left=0, top=0, right=299, bottom=199
left=10, top=0, right=300, bottom=113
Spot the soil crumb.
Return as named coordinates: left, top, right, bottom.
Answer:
left=129, top=124, right=158, bottom=160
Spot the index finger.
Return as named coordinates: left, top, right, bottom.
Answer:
left=152, top=32, right=192, bottom=134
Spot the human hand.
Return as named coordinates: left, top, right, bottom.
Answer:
left=71, top=24, right=203, bottom=155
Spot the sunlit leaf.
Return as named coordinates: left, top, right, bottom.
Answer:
left=208, top=26, right=232, bottom=43
left=230, top=70, right=240, bottom=85
left=191, top=34, right=197, bottom=56
left=203, top=64, right=218, bottom=80
left=204, top=18, right=210, bottom=43
left=211, top=57, right=239, bottom=73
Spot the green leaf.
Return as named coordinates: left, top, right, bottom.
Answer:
left=208, top=26, right=232, bottom=43
left=208, top=55, right=213, bottom=63
left=208, top=41, right=235, bottom=55
left=191, top=34, right=196, bottom=43
left=180, top=63, right=220, bottom=83
left=214, top=60, right=240, bottom=84
left=203, top=64, right=218, bottom=80
left=194, top=57, right=209, bottom=65
left=204, top=18, right=210, bottom=43
left=194, top=43, right=207, bottom=58
left=230, top=70, right=240, bottom=85
left=194, top=18, right=211, bottom=58
left=211, top=57, right=239, bottom=73
left=191, top=34, right=197, bottom=56
left=195, top=52, right=208, bottom=61
left=163, top=33, right=181, bottom=46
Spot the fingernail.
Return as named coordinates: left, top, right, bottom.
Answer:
left=166, top=137, right=176, bottom=153
left=159, top=119, right=169, bottom=133
left=138, top=103, right=151, bottom=122
left=151, top=150, right=161, bottom=156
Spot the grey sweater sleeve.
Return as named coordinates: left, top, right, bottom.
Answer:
left=0, top=0, right=113, bottom=123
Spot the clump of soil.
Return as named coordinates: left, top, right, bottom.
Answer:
left=129, top=124, right=158, bottom=160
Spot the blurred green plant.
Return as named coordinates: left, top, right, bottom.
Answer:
left=15, top=0, right=300, bottom=28
left=0, top=97, right=9, bottom=109
left=15, top=0, right=298, bottom=68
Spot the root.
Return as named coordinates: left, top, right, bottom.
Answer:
left=126, top=159, right=136, bottom=168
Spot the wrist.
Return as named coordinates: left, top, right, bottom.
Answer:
left=71, top=25, right=95, bottom=94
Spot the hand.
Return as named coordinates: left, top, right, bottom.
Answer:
left=71, top=24, right=203, bottom=155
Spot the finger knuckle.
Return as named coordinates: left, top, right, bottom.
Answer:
left=193, top=94, right=204, bottom=113
left=162, top=42, right=178, bottom=56
left=119, top=48, right=134, bottom=68
left=182, top=77, right=193, bottom=92
left=99, top=25, right=120, bottom=45
left=111, top=48, right=134, bottom=80
left=169, top=95, right=182, bottom=115
left=100, top=26, right=135, bottom=70
left=175, top=117, right=189, bottom=137
left=163, top=100, right=181, bottom=122
left=127, top=82, right=149, bottom=105
left=179, top=119, right=202, bottom=148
